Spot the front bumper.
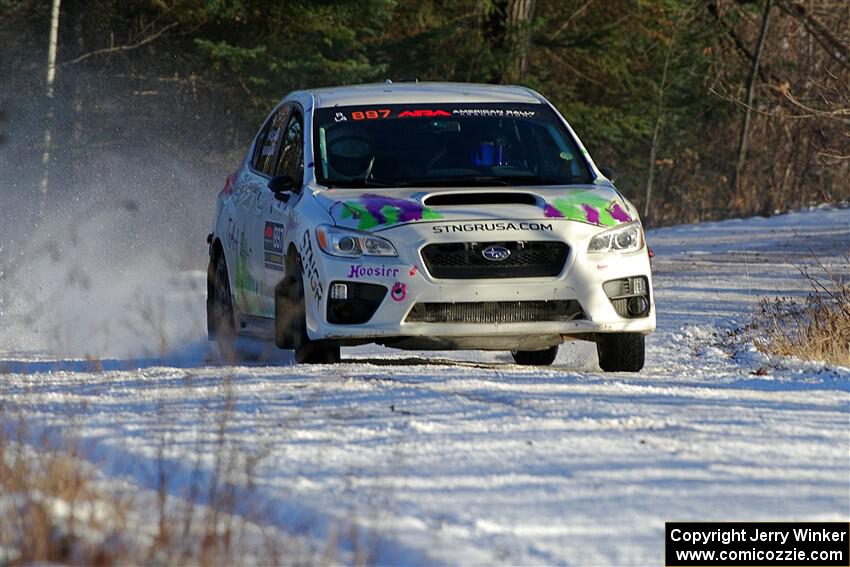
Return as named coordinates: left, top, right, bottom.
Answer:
left=306, top=219, right=655, bottom=348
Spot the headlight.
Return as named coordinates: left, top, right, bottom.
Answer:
left=587, top=222, right=644, bottom=254
left=315, top=225, right=397, bottom=257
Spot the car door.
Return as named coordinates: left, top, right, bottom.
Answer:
left=254, top=108, right=305, bottom=312
left=235, top=104, right=291, bottom=316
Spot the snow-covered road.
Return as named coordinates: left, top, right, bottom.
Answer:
left=2, top=207, right=849, bottom=565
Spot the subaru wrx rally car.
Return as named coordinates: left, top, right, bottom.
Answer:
left=207, top=82, right=655, bottom=368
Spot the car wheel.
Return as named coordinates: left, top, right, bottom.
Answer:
left=208, top=253, right=237, bottom=362
left=596, top=333, right=645, bottom=372
left=511, top=345, right=559, bottom=366
left=292, top=271, right=340, bottom=364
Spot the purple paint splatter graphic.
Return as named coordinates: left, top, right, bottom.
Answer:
left=361, top=194, right=426, bottom=223
left=544, top=204, right=564, bottom=218
left=581, top=204, right=601, bottom=225
left=609, top=203, right=632, bottom=223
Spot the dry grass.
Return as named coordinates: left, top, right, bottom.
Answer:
left=0, top=392, right=332, bottom=567
left=0, top=418, right=133, bottom=565
left=753, top=260, right=850, bottom=367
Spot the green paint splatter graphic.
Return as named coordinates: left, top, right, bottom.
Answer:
left=338, top=194, right=442, bottom=230
left=543, top=191, right=632, bottom=226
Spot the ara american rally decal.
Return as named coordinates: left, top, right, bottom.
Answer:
left=330, top=106, right=537, bottom=121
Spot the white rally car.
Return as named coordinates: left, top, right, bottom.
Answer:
left=207, top=82, right=655, bottom=369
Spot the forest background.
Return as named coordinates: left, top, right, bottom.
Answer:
left=1, top=0, right=848, bottom=244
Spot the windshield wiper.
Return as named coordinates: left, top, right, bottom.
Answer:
left=326, top=175, right=580, bottom=189
left=325, top=178, right=398, bottom=188
left=395, top=175, right=567, bottom=187
left=394, top=176, right=509, bottom=187
left=488, top=175, right=567, bottom=185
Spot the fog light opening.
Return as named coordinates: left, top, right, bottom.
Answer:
left=627, top=295, right=649, bottom=316
left=629, top=276, right=647, bottom=295
left=330, top=282, right=348, bottom=300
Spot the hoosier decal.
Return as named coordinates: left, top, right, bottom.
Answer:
left=347, top=264, right=400, bottom=279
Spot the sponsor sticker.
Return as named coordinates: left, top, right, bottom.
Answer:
left=347, top=264, right=400, bottom=279
left=263, top=222, right=285, bottom=271
left=325, top=104, right=542, bottom=123
left=225, top=218, right=238, bottom=252
left=431, top=221, right=554, bottom=233
left=300, top=230, right=323, bottom=303
left=398, top=109, right=450, bottom=118
left=451, top=108, right=536, bottom=118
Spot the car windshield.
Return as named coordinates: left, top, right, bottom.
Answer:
left=313, top=103, right=593, bottom=188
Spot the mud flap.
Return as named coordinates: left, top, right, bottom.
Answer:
left=206, top=260, right=217, bottom=339
left=274, top=276, right=300, bottom=348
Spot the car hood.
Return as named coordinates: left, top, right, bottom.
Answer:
left=311, top=184, right=635, bottom=232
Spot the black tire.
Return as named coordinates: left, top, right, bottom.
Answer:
left=208, top=253, right=237, bottom=362
left=596, top=333, right=645, bottom=372
left=511, top=345, right=559, bottom=366
left=291, top=271, right=340, bottom=364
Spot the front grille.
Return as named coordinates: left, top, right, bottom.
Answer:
left=405, top=300, right=585, bottom=324
left=421, top=241, right=569, bottom=279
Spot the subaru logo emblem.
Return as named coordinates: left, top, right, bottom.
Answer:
left=481, top=245, right=511, bottom=261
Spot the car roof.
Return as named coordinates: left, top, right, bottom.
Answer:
left=303, top=82, right=545, bottom=108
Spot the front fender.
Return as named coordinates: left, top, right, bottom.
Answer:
left=285, top=190, right=335, bottom=339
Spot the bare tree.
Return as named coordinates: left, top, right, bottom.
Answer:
left=775, top=0, right=850, bottom=69
left=730, top=0, right=772, bottom=201
left=645, top=33, right=674, bottom=220
left=39, top=0, right=62, bottom=214
left=503, top=0, right=536, bottom=83
left=485, top=0, right=536, bottom=84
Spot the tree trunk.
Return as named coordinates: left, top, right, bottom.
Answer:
left=486, top=0, right=535, bottom=84
left=71, top=8, right=85, bottom=184
left=39, top=0, right=62, bottom=214
left=504, top=0, right=535, bottom=83
left=645, top=37, right=674, bottom=222
left=731, top=0, right=771, bottom=206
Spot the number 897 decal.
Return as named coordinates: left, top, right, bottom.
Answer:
left=351, top=109, right=390, bottom=120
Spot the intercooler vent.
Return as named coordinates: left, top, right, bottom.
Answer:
left=422, top=192, right=538, bottom=207
left=405, top=300, right=585, bottom=324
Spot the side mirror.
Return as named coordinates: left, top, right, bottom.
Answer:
left=598, top=166, right=617, bottom=183
left=268, top=175, right=296, bottom=194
